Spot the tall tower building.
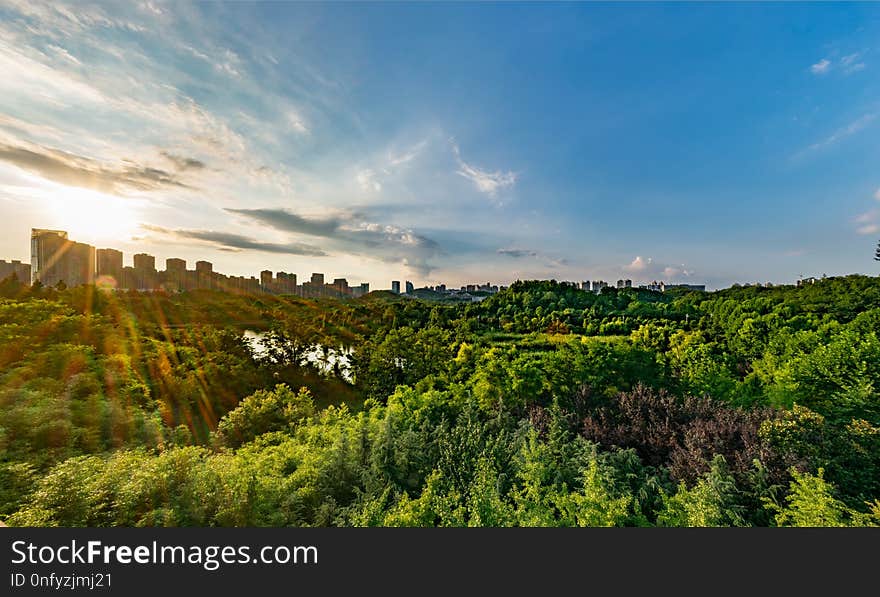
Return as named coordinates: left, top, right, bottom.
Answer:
left=133, top=253, right=157, bottom=290
left=261, top=270, right=273, bottom=290
left=195, top=260, right=213, bottom=290
left=405, top=281, right=414, bottom=294
left=96, top=248, right=123, bottom=285
left=31, top=229, right=95, bottom=288
left=391, top=280, right=400, bottom=294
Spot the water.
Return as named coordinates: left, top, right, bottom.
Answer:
left=243, top=330, right=353, bottom=381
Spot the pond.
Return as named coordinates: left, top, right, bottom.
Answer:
left=243, top=330, right=354, bottom=382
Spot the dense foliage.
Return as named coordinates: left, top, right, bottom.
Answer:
left=1, top=274, right=879, bottom=526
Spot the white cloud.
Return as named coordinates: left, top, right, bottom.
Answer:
left=450, top=141, right=516, bottom=201
left=806, top=113, right=877, bottom=152
left=841, top=52, right=866, bottom=74
left=874, top=188, right=880, bottom=201
left=810, top=58, right=831, bottom=74
left=855, top=210, right=879, bottom=235
left=46, top=44, right=81, bottom=65
left=356, top=169, right=381, bottom=193
left=286, top=110, right=309, bottom=134
left=388, top=140, right=426, bottom=166
left=625, top=256, right=651, bottom=272
left=622, top=256, right=694, bottom=281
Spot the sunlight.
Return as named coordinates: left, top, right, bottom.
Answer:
left=39, top=183, right=138, bottom=244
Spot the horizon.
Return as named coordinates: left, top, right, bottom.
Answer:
left=2, top=2, right=880, bottom=290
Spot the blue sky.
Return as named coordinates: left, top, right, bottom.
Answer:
left=0, top=1, right=878, bottom=290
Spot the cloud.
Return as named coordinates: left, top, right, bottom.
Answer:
left=805, top=113, right=877, bottom=153
left=0, top=141, right=191, bottom=194
left=140, top=224, right=327, bottom=256
left=225, top=207, right=444, bottom=275
left=356, top=169, right=382, bottom=193
left=451, top=141, right=516, bottom=200
left=840, top=52, right=866, bottom=74
left=388, top=140, right=427, bottom=166
left=497, top=248, right=538, bottom=258
left=225, top=208, right=342, bottom=237
left=623, top=256, right=694, bottom=281
left=286, top=110, right=309, bottom=134
left=810, top=58, right=831, bottom=75
left=625, top=256, right=651, bottom=272
left=874, top=188, right=880, bottom=201
left=46, top=44, right=80, bottom=65
left=159, top=151, right=205, bottom=171
left=855, top=210, right=879, bottom=235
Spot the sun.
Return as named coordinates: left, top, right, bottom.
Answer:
left=40, top=183, right=139, bottom=245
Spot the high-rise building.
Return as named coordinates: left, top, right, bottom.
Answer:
left=391, top=280, right=400, bottom=294
left=196, top=260, right=213, bottom=290
left=165, top=258, right=186, bottom=273
left=163, top=258, right=186, bottom=292
left=261, top=270, right=273, bottom=289
left=332, top=278, right=349, bottom=295
left=30, top=229, right=94, bottom=288
left=310, top=273, right=324, bottom=286
left=133, top=253, right=157, bottom=290
left=276, top=272, right=297, bottom=294
left=359, top=282, right=370, bottom=295
left=96, top=248, right=123, bottom=286
left=0, top=260, right=31, bottom=284
left=405, top=281, right=414, bottom=294
left=133, top=253, right=155, bottom=271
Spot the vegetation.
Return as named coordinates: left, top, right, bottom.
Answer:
left=1, top=274, right=880, bottom=526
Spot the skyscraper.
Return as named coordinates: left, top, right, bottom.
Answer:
left=310, top=273, right=324, bottom=285
left=31, top=229, right=95, bottom=288
left=391, top=280, right=400, bottom=294
left=133, top=253, right=157, bottom=290
left=405, top=281, right=414, bottom=294
left=261, top=270, right=273, bottom=290
left=96, top=248, right=123, bottom=286
left=164, top=258, right=186, bottom=291
left=0, top=260, right=30, bottom=284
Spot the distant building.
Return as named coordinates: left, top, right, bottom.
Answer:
left=31, top=229, right=94, bottom=288
left=165, top=258, right=186, bottom=273
left=133, top=253, right=155, bottom=271
left=405, top=280, right=414, bottom=294
left=275, top=272, right=297, bottom=294
left=196, top=260, right=213, bottom=290
left=96, top=248, right=123, bottom=286
left=311, top=273, right=324, bottom=286
left=133, top=253, right=157, bottom=290
left=162, top=257, right=186, bottom=292
left=260, top=270, right=273, bottom=289
left=391, top=280, right=400, bottom=294
left=591, top=280, right=608, bottom=294
left=332, top=278, right=349, bottom=296
left=0, top=259, right=30, bottom=284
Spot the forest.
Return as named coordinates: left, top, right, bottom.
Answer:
left=1, top=273, right=879, bottom=527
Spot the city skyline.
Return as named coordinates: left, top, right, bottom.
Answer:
left=12, top=227, right=709, bottom=296
left=1, top=3, right=880, bottom=291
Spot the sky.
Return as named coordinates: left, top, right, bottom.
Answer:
left=0, top=1, right=879, bottom=291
